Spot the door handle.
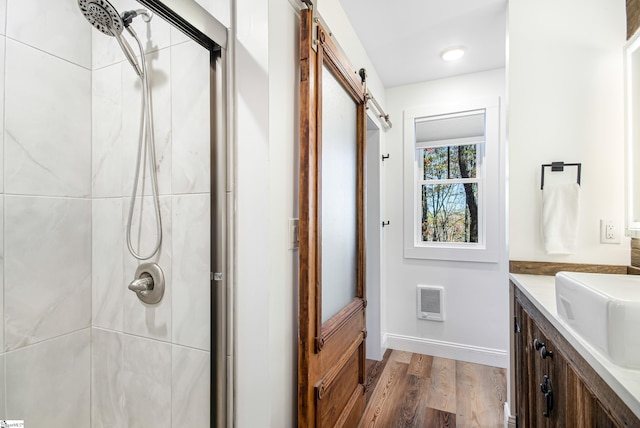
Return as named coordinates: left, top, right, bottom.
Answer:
left=540, top=374, right=553, bottom=418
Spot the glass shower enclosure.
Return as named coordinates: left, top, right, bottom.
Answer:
left=0, top=0, right=228, bottom=426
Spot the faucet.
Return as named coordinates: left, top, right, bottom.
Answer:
left=128, top=263, right=165, bottom=304
left=128, top=275, right=154, bottom=292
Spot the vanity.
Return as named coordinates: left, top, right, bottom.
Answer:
left=510, top=274, right=640, bottom=427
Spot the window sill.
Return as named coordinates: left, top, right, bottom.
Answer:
left=404, top=245, right=499, bottom=263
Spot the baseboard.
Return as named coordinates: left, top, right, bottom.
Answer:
left=385, top=333, right=508, bottom=368
left=503, top=402, right=516, bottom=428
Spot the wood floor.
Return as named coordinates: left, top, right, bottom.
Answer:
left=358, top=350, right=507, bottom=428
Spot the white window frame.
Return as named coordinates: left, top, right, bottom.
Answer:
left=403, top=97, right=500, bottom=263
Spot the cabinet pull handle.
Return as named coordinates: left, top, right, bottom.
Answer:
left=540, top=374, right=553, bottom=418
left=540, top=345, right=553, bottom=359
left=533, top=338, right=544, bottom=350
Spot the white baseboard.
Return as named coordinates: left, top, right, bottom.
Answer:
left=385, top=333, right=508, bottom=368
left=503, top=402, right=516, bottom=428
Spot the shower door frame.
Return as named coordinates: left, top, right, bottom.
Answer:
left=135, top=2, right=232, bottom=427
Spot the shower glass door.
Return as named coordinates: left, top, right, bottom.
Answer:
left=0, top=1, right=227, bottom=426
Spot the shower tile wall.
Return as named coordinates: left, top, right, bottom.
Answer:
left=2, top=0, right=92, bottom=425
left=6, top=329, right=91, bottom=426
left=89, top=0, right=212, bottom=426
left=0, top=0, right=212, bottom=426
left=0, top=0, right=5, bottom=418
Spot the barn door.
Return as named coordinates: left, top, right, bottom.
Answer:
left=298, top=8, right=367, bottom=428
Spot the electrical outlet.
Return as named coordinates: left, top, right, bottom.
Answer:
left=600, top=219, right=620, bottom=244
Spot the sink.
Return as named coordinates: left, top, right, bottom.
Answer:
left=555, top=271, right=640, bottom=369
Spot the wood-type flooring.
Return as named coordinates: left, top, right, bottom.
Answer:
left=358, top=350, right=507, bottom=428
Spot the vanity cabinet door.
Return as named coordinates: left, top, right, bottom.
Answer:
left=565, top=368, right=619, bottom=428
left=515, top=301, right=555, bottom=427
left=514, top=289, right=625, bottom=428
left=531, top=320, right=560, bottom=426
left=515, top=301, right=532, bottom=427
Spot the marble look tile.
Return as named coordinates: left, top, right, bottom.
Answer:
left=171, top=41, right=210, bottom=195
left=4, top=196, right=91, bottom=350
left=91, top=328, right=125, bottom=427
left=0, top=37, right=5, bottom=193
left=93, top=62, right=123, bottom=198
left=0, top=354, right=4, bottom=417
left=123, top=196, right=172, bottom=341
left=92, top=0, right=171, bottom=70
left=6, top=329, right=90, bottom=426
left=93, top=198, right=124, bottom=331
left=172, top=194, right=210, bottom=350
left=0, top=0, right=6, bottom=36
left=0, top=197, right=3, bottom=352
left=121, top=46, right=172, bottom=197
left=170, top=26, right=191, bottom=46
left=6, top=0, right=91, bottom=68
left=5, top=40, right=91, bottom=198
left=122, top=334, right=171, bottom=427
left=172, top=346, right=210, bottom=427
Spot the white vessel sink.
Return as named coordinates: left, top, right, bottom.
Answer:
left=555, top=271, right=640, bottom=369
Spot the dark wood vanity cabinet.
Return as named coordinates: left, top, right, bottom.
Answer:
left=513, top=284, right=640, bottom=428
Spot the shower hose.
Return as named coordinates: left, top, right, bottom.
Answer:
left=125, top=25, right=163, bottom=260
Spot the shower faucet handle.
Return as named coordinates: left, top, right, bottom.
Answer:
left=128, top=275, right=153, bottom=292
left=128, top=263, right=165, bottom=304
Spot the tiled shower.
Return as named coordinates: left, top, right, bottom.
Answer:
left=0, top=0, right=211, bottom=426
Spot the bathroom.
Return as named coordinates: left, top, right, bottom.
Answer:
left=0, top=0, right=634, bottom=426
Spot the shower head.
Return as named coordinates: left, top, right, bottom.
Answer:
left=77, top=0, right=124, bottom=36
left=77, top=0, right=143, bottom=77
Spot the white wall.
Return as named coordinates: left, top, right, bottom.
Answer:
left=234, top=0, right=271, bottom=425
left=316, top=0, right=385, bottom=103
left=366, top=122, right=384, bottom=361
left=384, top=69, right=509, bottom=368
left=508, top=0, right=628, bottom=264
left=267, top=0, right=300, bottom=427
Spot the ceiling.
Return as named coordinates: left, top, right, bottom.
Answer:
left=338, top=0, right=507, bottom=88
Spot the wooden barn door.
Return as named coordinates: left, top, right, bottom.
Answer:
left=298, top=8, right=367, bottom=428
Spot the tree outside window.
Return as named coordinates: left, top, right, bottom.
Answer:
left=420, top=144, right=478, bottom=243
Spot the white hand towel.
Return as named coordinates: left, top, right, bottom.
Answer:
left=541, top=182, right=580, bottom=254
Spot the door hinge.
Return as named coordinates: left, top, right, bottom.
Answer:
left=514, top=316, right=521, bottom=333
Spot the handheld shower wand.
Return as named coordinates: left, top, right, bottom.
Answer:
left=78, top=0, right=162, bottom=261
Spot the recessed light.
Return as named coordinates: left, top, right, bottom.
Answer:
left=441, top=47, right=466, bottom=61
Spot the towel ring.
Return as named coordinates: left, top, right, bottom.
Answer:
left=541, top=162, right=581, bottom=190
left=540, top=162, right=582, bottom=190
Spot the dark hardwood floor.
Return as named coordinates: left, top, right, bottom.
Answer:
left=359, top=350, right=507, bottom=428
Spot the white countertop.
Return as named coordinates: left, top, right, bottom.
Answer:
left=510, top=273, right=640, bottom=419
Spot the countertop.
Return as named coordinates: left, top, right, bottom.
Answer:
left=510, top=273, right=640, bottom=419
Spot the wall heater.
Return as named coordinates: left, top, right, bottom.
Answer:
left=417, top=285, right=444, bottom=321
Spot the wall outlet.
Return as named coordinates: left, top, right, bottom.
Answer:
left=600, top=219, right=620, bottom=244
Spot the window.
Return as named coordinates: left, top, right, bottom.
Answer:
left=404, top=98, right=500, bottom=262
left=416, top=111, right=484, bottom=244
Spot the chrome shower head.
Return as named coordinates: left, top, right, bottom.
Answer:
left=77, top=0, right=143, bottom=77
left=77, top=0, right=124, bottom=36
